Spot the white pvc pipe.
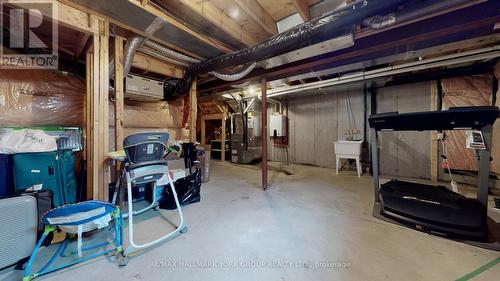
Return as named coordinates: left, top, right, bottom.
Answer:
left=267, top=45, right=500, bottom=98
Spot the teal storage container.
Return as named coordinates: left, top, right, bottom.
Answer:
left=13, top=151, right=63, bottom=206
left=57, top=150, right=77, bottom=204
left=13, top=150, right=77, bottom=206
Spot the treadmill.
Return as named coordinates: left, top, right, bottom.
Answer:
left=369, top=106, right=499, bottom=241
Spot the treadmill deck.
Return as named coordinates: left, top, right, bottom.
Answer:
left=379, top=180, right=487, bottom=240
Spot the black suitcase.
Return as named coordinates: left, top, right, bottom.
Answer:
left=22, top=190, right=54, bottom=237
left=0, top=154, right=14, bottom=197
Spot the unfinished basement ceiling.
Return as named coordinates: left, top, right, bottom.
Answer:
left=198, top=0, right=500, bottom=95
left=256, top=0, right=322, bottom=21
left=71, top=0, right=225, bottom=58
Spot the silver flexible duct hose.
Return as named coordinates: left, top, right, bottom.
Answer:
left=138, top=47, right=189, bottom=67
left=145, top=17, right=165, bottom=35
left=110, top=17, right=165, bottom=80
left=209, top=62, right=257, bottom=82
left=123, top=35, right=146, bottom=76
left=143, top=40, right=201, bottom=64
left=364, top=13, right=396, bottom=29
left=144, top=39, right=256, bottom=81
left=144, top=36, right=257, bottom=81
left=113, top=16, right=254, bottom=83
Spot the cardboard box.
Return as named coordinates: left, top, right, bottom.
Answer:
left=167, top=158, right=186, bottom=170
left=197, top=145, right=211, bottom=183
left=169, top=169, right=186, bottom=181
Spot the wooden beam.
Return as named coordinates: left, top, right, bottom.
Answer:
left=234, top=0, right=277, bottom=35
left=6, top=1, right=96, bottom=34
left=168, top=0, right=259, bottom=46
left=132, top=52, right=184, bottom=78
left=189, top=79, right=198, bottom=143
left=201, top=118, right=206, bottom=145
left=292, top=0, right=311, bottom=22
left=73, top=33, right=90, bottom=59
left=202, top=113, right=224, bottom=120
left=430, top=80, right=439, bottom=182
left=54, top=1, right=96, bottom=33
left=90, top=16, right=110, bottom=201
left=114, top=36, right=125, bottom=154
left=60, top=0, right=207, bottom=60
left=128, top=0, right=235, bottom=53
left=85, top=52, right=93, bottom=200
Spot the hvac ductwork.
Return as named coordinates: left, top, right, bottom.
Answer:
left=143, top=40, right=201, bottom=64
left=123, top=35, right=145, bottom=76
left=138, top=47, right=189, bottom=67
left=209, top=62, right=257, bottom=82
left=113, top=17, right=257, bottom=85
left=110, top=17, right=165, bottom=80
left=364, top=0, right=473, bottom=29
left=164, top=0, right=410, bottom=99
left=143, top=40, right=257, bottom=81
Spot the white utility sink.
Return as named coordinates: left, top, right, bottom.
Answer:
left=333, top=140, right=363, bottom=177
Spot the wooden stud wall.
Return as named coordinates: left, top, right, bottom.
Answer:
left=114, top=36, right=125, bottom=152
left=430, top=80, right=439, bottom=182
left=88, top=16, right=110, bottom=201
left=85, top=53, right=93, bottom=200
left=189, top=79, right=198, bottom=143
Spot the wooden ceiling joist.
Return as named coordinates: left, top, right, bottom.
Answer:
left=129, top=0, right=235, bottom=53
left=73, top=33, right=91, bottom=59
left=59, top=0, right=223, bottom=58
left=28, top=1, right=97, bottom=34
left=167, top=0, right=260, bottom=47
left=233, top=0, right=277, bottom=35
left=292, top=0, right=311, bottom=22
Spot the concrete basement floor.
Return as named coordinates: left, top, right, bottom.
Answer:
left=1, top=161, right=499, bottom=281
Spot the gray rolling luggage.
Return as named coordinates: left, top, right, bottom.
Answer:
left=0, top=190, right=53, bottom=269
left=0, top=196, right=37, bottom=269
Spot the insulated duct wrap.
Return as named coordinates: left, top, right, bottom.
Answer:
left=189, top=0, right=408, bottom=74
left=166, top=0, right=409, bottom=98
left=363, top=0, right=471, bottom=30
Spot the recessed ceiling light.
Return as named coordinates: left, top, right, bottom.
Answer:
left=248, top=85, right=256, bottom=95
left=228, top=5, right=239, bottom=19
